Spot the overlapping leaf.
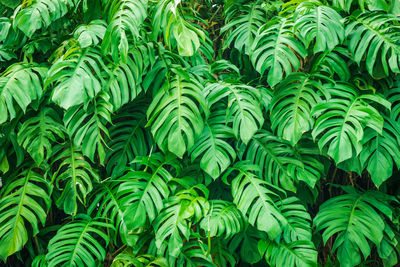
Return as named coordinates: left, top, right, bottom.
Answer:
left=251, top=17, right=307, bottom=86
left=0, top=63, right=47, bottom=124
left=312, top=83, right=390, bottom=163
left=204, top=82, right=263, bottom=144
left=0, top=168, right=51, bottom=261
left=147, top=70, right=207, bottom=157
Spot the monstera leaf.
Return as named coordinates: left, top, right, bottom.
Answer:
left=200, top=200, right=245, bottom=239
left=102, top=0, right=148, bottom=62
left=189, top=108, right=236, bottom=179
left=17, top=106, right=65, bottom=164
left=46, top=215, right=113, bottom=266
left=221, top=0, right=266, bottom=54
left=204, top=82, right=263, bottom=144
left=270, top=72, right=329, bottom=145
left=251, top=17, right=307, bottom=86
left=147, top=70, right=207, bottom=157
left=0, top=63, right=47, bottom=124
left=346, top=12, right=400, bottom=78
left=295, top=5, right=345, bottom=53
left=314, top=188, right=394, bottom=267
left=51, top=142, right=99, bottom=215
left=46, top=45, right=107, bottom=109
left=360, top=116, right=400, bottom=187
left=0, top=168, right=51, bottom=261
left=224, top=162, right=287, bottom=239
left=312, top=83, right=390, bottom=163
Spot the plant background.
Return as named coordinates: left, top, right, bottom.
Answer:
left=0, top=0, right=400, bottom=266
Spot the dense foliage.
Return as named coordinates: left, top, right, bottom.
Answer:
left=0, top=0, right=400, bottom=266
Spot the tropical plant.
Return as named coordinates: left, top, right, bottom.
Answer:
left=1, top=0, right=400, bottom=266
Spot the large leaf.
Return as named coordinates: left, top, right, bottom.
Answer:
left=225, top=162, right=287, bottom=239
left=310, top=47, right=351, bottom=81
left=111, top=249, right=168, bottom=267
left=189, top=107, right=236, bottom=179
left=105, top=100, right=153, bottom=177
left=73, top=20, right=107, bottom=48
left=46, top=45, right=107, bottom=109
left=295, top=5, right=345, bottom=53
left=102, top=0, right=148, bottom=62
left=360, top=116, right=400, bottom=187
left=154, top=189, right=209, bottom=257
left=88, top=181, right=138, bottom=246
left=51, top=142, right=99, bottom=215
left=314, top=188, right=394, bottom=267
left=63, top=91, right=112, bottom=164
left=221, top=1, right=266, bottom=54
left=200, top=200, right=245, bottom=239
left=278, top=197, right=312, bottom=242
left=13, top=0, right=74, bottom=37
left=259, top=239, right=317, bottom=267
left=153, top=239, right=215, bottom=267
left=244, top=130, right=305, bottom=192
left=251, top=17, right=307, bottom=86
left=346, top=12, right=400, bottom=78
left=204, top=82, right=264, bottom=144
left=106, top=44, right=156, bottom=110
left=270, top=72, right=328, bottom=145
left=312, top=83, right=390, bottom=163
left=147, top=70, right=207, bottom=157
left=0, top=63, right=47, bottom=124
left=17, top=106, right=65, bottom=164
left=0, top=168, right=51, bottom=260
left=46, top=215, right=112, bottom=266
left=121, top=153, right=180, bottom=230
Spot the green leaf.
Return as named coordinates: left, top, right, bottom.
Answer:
left=259, top=239, right=317, bottom=267
left=154, top=239, right=215, bottom=267
left=295, top=5, right=345, bottom=53
left=200, top=200, right=245, bottom=239
left=147, top=70, right=207, bottom=157
left=314, top=189, right=394, bottom=267
left=346, top=12, right=400, bottom=78
left=205, top=82, right=264, bottom=144
left=225, top=162, right=287, bottom=239
left=106, top=44, right=156, bottom=110
left=0, top=63, right=47, bottom=124
left=105, top=100, right=153, bottom=177
left=244, top=130, right=305, bottom=191
left=63, top=91, right=112, bottom=164
left=251, top=17, right=307, bottom=87
left=88, top=180, right=138, bottom=246
left=47, top=45, right=106, bottom=109
left=13, top=0, right=73, bottom=37
left=17, top=106, right=65, bottom=164
left=210, top=238, right=237, bottom=267
left=51, top=142, right=99, bottom=215
left=122, top=153, right=180, bottom=230
left=278, top=197, right=312, bottom=242
left=271, top=72, right=329, bottom=145
left=310, top=47, right=351, bottom=81
left=312, top=83, right=390, bottom=164
left=0, top=0, right=20, bottom=8
left=102, top=0, right=148, bottom=62
left=190, top=108, right=236, bottom=179
left=360, top=116, right=400, bottom=187
left=221, top=1, right=266, bottom=54
left=111, top=249, right=168, bottom=267
left=73, top=20, right=107, bottom=48
left=154, top=189, right=209, bottom=257
left=46, top=216, right=112, bottom=267
left=0, top=168, right=51, bottom=261
left=227, top=225, right=265, bottom=264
